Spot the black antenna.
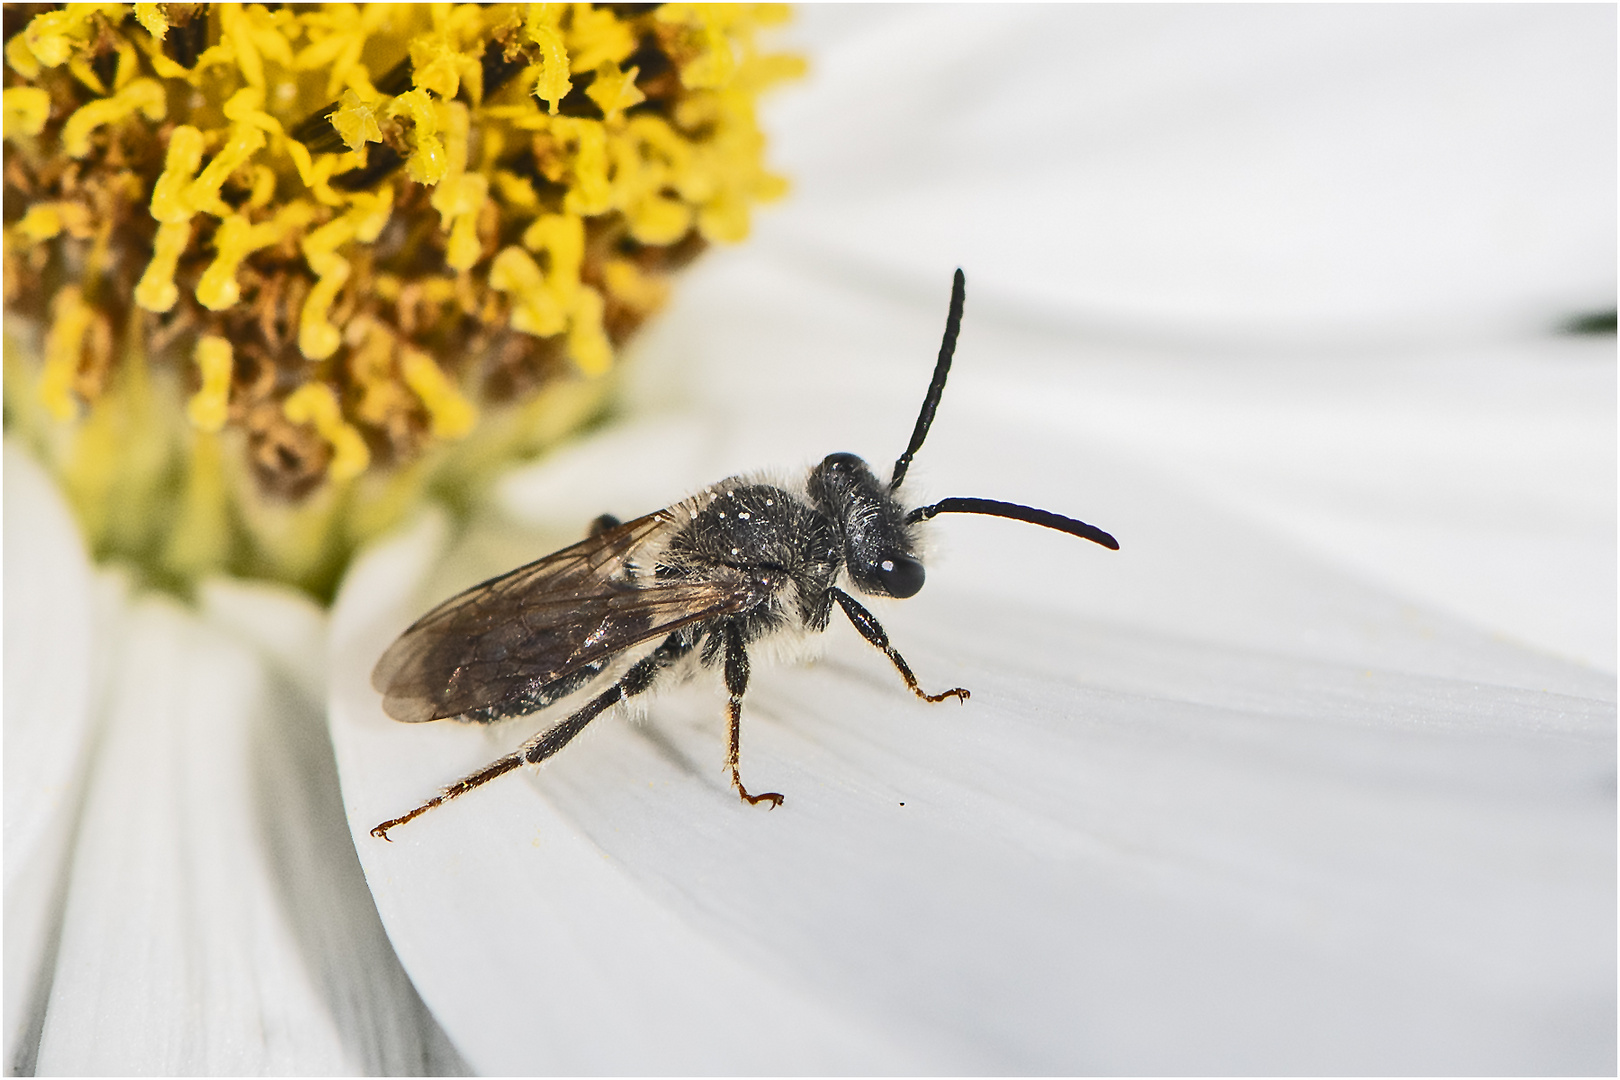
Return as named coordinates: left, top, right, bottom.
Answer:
left=891, top=268, right=966, bottom=490
left=908, top=497, right=1119, bottom=550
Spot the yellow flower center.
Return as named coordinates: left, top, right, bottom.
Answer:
left=3, top=2, right=804, bottom=600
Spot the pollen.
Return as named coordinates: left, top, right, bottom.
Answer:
left=4, top=3, right=801, bottom=599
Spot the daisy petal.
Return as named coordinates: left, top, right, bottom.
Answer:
left=30, top=577, right=464, bottom=1074
left=3, top=446, right=101, bottom=1069
left=328, top=7, right=1612, bottom=1072
left=330, top=260, right=1612, bottom=1073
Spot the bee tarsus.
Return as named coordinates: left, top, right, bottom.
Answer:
left=369, top=269, right=1117, bottom=837
left=831, top=587, right=970, bottom=704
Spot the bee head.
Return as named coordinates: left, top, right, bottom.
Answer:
left=808, top=452, right=926, bottom=599
left=808, top=271, right=1116, bottom=607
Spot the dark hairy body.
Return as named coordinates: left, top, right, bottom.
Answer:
left=369, top=271, right=1119, bottom=839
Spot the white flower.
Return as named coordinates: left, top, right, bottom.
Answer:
left=5, top=447, right=468, bottom=1074
left=8, top=5, right=1613, bottom=1074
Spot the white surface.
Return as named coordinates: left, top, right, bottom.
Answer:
left=2, top=467, right=466, bottom=1075
left=3, top=448, right=100, bottom=1071
left=765, top=5, right=1615, bottom=339
left=329, top=248, right=1613, bottom=1073
left=326, top=7, right=1613, bottom=1073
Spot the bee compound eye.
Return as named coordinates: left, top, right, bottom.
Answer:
left=822, top=452, right=864, bottom=472
left=876, top=554, right=925, bottom=598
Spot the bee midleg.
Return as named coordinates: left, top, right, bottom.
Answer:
left=371, top=635, right=690, bottom=840
left=829, top=587, right=970, bottom=704
left=722, top=622, right=784, bottom=808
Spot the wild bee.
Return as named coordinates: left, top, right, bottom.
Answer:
left=370, top=270, right=1118, bottom=839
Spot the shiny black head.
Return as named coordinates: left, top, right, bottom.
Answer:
left=836, top=270, right=1118, bottom=592
left=807, top=452, right=925, bottom=598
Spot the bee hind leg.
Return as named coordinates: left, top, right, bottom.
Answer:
left=371, top=633, right=691, bottom=840
left=722, top=622, right=783, bottom=808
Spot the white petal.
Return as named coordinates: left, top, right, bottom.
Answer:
left=3, top=445, right=103, bottom=1068
left=331, top=8, right=1613, bottom=1072
left=32, top=579, right=464, bottom=1074
left=331, top=272, right=1612, bottom=1073
left=763, top=6, right=1614, bottom=335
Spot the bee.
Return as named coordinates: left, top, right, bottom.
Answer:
left=369, top=270, right=1119, bottom=839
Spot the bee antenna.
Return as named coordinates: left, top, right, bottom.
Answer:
left=891, top=268, right=966, bottom=490
left=907, top=497, right=1120, bottom=550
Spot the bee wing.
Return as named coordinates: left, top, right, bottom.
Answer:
left=372, top=512, right=752, bottom=723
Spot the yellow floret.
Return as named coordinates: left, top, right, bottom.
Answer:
left=330, top=88, right=384, bottom=152
left=6, top=36, right=42, bottom=80
left=443, top=173, right=489, bottom=271
left=295, top=4, right=378, bottom=98
left=300, top=219, right=358, bottom=360
left=186, top=336, right=234, bottom=433
left=4, top=86, right=51, bottom=137
left=658, top=6, right=737, bottom=91
left=294, top=193, right=390, bottom=359
left=585, top=62, right=645, bottom=122
left=221, top=85, right=285, bottom=139
left=133, top=3, right=169, bottom=41
left=185, top=124, right=268, bottom=218
left=61, top=77, right=167, bottom=158
left=283, top=383, right=370, bottom=481
left=526, top=6, right=572, bottom=115
left=521, top=213, right=585, bottom=298
left=389, top=88, right=447, bottom=186
left=428, top=101, right=488, bottom=270
left=626, top=194, right=692, bottom=245
left=602, top=258, right=670, bottom=312
left=21, top=200, right=93, bottom=246
left=698, top=189, right=750, bottom=243
left=556, top=118, right=611, bottom=215
left=220, top=4, right=266, bottom=89
left=400, top=347, right=477, bottom=439
left=568, top=7, right=637, bottom=72
left=22, top=6, right=121, bottom=70
left=247, top=164, right=277, bottom=209
left=2, top=1, right=801, bottom=596
left=134, top=220, right=192, bottom=312
left=409, top=33, right=463, bottom=100
left=566, top=286, right=612, bottom=376
left=490, top=246, right=567, bottom=337
left=41, top=286, right=94, bottom=421
left=196, top=201, right=315, bottom=310
left=150, top=125, right=206, bottom=222
left=346, top=185, right=396, bottom=243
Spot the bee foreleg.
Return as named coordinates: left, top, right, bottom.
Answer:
left=371, top=634, right=690, bottom=840
left=723, top=622, right=784, bottom=808
left=830, top=587, right=970, bottom=704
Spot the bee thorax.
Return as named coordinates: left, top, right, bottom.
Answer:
left=662, top=483, right=841, bottom=629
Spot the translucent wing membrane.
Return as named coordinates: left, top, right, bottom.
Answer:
left=371, top=514, right=756, bottom=723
